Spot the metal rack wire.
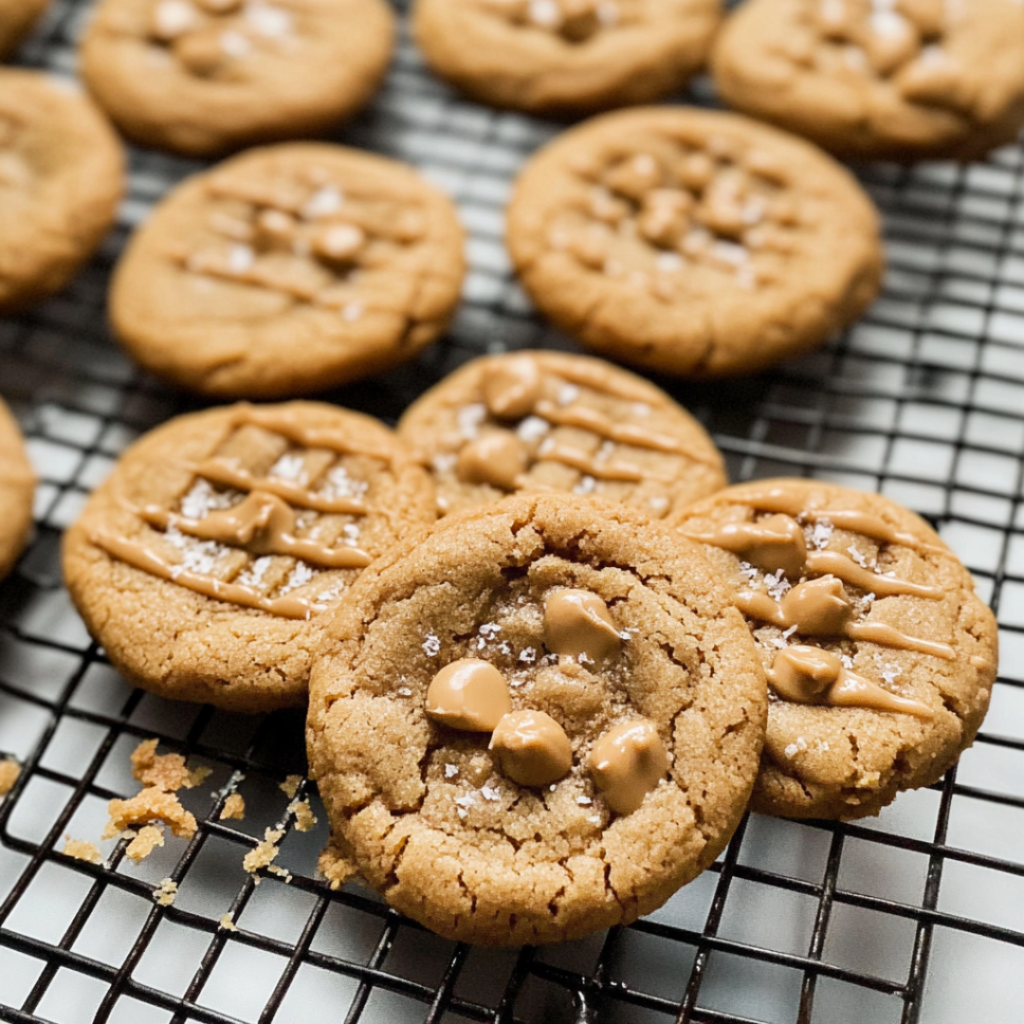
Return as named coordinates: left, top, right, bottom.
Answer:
left=1, top=1, right=1023, bottom=1022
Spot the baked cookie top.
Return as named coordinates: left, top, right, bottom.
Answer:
left=412, top=0, right=722, bottom=115
left=307, top=494, right=767, bottom=945
left=506, top=107, right=883, bottom=378
left=711, top=0, right=1024, bottom=161
left=63, top=402, right=436, bottom=712
left=398, top=350, right=727, bottom=518
left=110, top=143, right=466, bottom=398
left=0, top=0, right=49, bottom=59
left=0, top=397, right=35, bottom=582
left=80, top=0, right=395, bottom=155
left=670, top=478, right=998, bottom=820
left=0, top=69, right=124, bottom=312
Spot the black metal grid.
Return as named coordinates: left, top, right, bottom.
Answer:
left=2, top=1, right=1024, bottom=1022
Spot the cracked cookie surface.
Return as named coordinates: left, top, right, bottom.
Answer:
left=62, top=401, right=435, bottom=712
left=0, top=397, right=35, bottom=582
left=671, top=478, right=998, bottom=819
left=412, top=0, right=721, bottom=115
left=307, top=493, right=767, bottom=944
left=0, top=69, right=124, bottom=312
left=80, top=0, right=394, bottom=155
left=506, top=107, right=883, bottom=378
left=712, top=0, right=1024, bottom=161
left=0, top=0, right=49, bottom=58
left=109, top=143, right=466, bottom=398
left=398, top=350, right=727, bottom=518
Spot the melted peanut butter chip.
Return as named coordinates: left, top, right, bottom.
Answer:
left=456, top=431, right=527, bottom=491
left=587, top=719, right=669, bottom=815
left=683, top=513, right=807, bottom=577
left=769, top=646, right=934, bottom=719
left=426, top=659, right=512, bottom=732
left=482, top=355, right=542, bottom=420
left=543, top=589, right=622, bottom=662
left=780, top=576, right=852, bottom=636
left=489, top=709, right=573, bottom=787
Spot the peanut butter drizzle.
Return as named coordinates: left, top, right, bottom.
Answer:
left=173, top=249, right=318, bottom=301
left=426, top=659, right=512, bottom=732
left=489, top=709, right=573, bottom=788
left=229, top=406, right=394, bottom=463
left=587, top=719, right=669, bottom=816
left=681, top=514, right=807, bottom=577
left=805, top=550, right=941, bottom=600
left=768, top=646, right=934, bottom=719
left=534, top=442, right=651, bottom=483
left=139, top=491, right=372, bottom=569
left=90, top=531, right=320, bottom=620
left=186, top=458, right=368, bottom=514
left=970, top=656, right=995, bottom=672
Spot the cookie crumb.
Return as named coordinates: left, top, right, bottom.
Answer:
left=106, top=787, right=198, bottom=840
left=63, top=838, right=103, bottom=864
left=131, top=738, right=206, bottom=792
left=243, top=828, right=284, bottom=873
left=153, top=878, right=178, bottom=907
left=318, top=836, right=359, bottom=890
left=125, top=824, right=166, bottom=863
left=279, top=775, right=303, bottom=799
left=0, top=759, right=20, bottom=798
left=220, top=793, right=246, bottom=821
left=219, top=912, right=238, bottom=931
left=267, top=864, right=293, bottom=883
left=289, top=799, right=318, bottom=832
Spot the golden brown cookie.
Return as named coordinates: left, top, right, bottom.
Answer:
left=109, top=143, right=466, bottom=399
left=80, top=0, right=395, bottom=156
left=412, top=0, right=722, bottom=115
left=62, top=402, right=436, bottom=712
left=398, top=350, right=727, bottom=518
left=307, top=493, right=767, bottom=945
left=0, top=70, right=124, bottom=312
left=670, top=479, right=998, bottom=820
left=0, top=397, right=34, bottom=581
left=0, top=0, right=49, bottom=59
left=506, top=107, right=884, bottom=378
left=712, top=0, right=1024, bottom=162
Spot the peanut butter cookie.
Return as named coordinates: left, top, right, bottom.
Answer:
left=63, top=402, right=436, bottom=712
left=0, top=0, right=49, bottom=59
left=80, top=0, right=395, bottom=155
left=0, top=397, right=34, bottom=582
left=506, top=108, right=883, bottom=378
left=712, top=0, right=1024, bottom=162
left=0, top=69, right=124, bottom=312
left=412, top=0, right=722, bottom=115
left=671, top=479, right=998, bottom=820
left=307, top=493, right=767, bottom=944
left=398, top=350, right=727, bottom=518
left=110, top=143, right=466, bottom=398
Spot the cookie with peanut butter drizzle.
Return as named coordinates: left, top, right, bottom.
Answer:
left=398, top=351, right=726, bottom=518
left=0, top=0, right=50, bottom=59
left=671, top=478, right=998, bottom=819
left=0, top=397, right=35, bottom=582
left=63, top=402, right=435, bottom=712
left=307, top=493, right=767, bottom=944
left=110, top=143, right=466, bottom=398
left=0, top=69, right=124, bottom=312
left=507, top=107, right=883, bottom=378
left=712, top=0, right=1024, bottom=162
left=80, top=0, right=395, bottom=155
left=412, top=0, right=721, bottom=115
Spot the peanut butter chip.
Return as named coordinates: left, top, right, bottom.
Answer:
left=543, top=589, right=621, bottom=662
left=780, top=576, right=852, bottom=635
left=482, top=355, right=542, bottom=420
left=587, top=719, right=668, bottom=815
left=769, top=645, right=840, bottom=702
left=489, top=709, right=573, bottom=787
left=456, top=431, right=527, bottom=491
left=426, top=658, right=512, bottom=731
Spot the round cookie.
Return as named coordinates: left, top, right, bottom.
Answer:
left=307, top=493, right=768, bottom=945
left=0, top=70, right=124, bottom=312
left=670, top=479, right=998, bottom=820
left=62, top=402, right=436, bottom=712
left=0, top=0, right=49, bottom=59
left=412, top=0, right=722, bottom=116
left=398, top=350, right=727, bottom=518
left=711, top=0, right=1024, bottom=162
left=80, top=0, right=395, bottom=156
left=0, top=397, right=35, bottom=581
left=506, top=107, right=884, bottom=378
left=110, top=143, right=466, bottom=398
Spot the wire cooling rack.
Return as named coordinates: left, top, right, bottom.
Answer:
left=2, top=2, right=1024, bottom=1022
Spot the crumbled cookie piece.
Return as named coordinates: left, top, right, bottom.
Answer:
left=153, top=878, right=178, bottom=906
left=243, top=828, right=284, bottom=874
left=131, top=738, right=202, bottom=792
left=63, top=838, right=103, bottom=865
left=279, top=775, right=303, bottom=799
left=0, top=758, right=21, bottom=798
left=105, top=787, right=198, bottom=840
left=219, top=912, right=239, bottom=931
left=317, top=834, right=360, bottom=890
left=220, top=793, right=246, bottom=821
left=289, top=799, right=318, bottom=832
left=125, top=824, right=166, bottom=863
